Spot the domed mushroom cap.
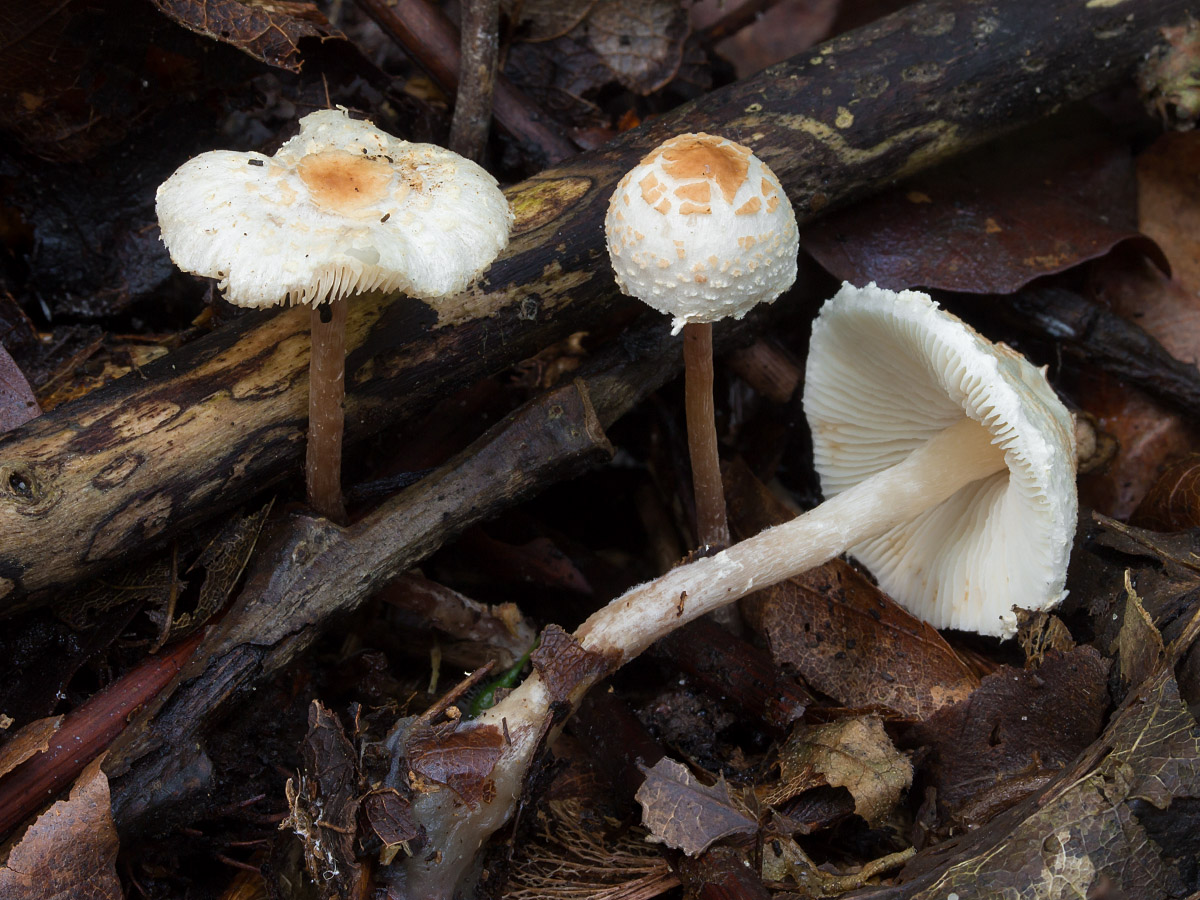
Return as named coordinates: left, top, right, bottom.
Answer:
left=803, top=283, right=1077, bottom=638
left=156, top=109, right=513, bottom=308
left=605, top=133, right=798, bottom=333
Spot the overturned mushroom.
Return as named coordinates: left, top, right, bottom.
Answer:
left=156, top=109, right=513, bottom=520
left=606, top=133, right=798, bottom=549
left=394, top=283, right=1077, bottom=898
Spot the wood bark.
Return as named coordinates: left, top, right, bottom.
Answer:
left=0, top=0, right=1189, bottom=614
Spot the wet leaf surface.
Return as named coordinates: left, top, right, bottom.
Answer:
left=906, top=647, right=1110, bottom=824
left=799, top=117, right=1166, bottom=294
left=405, top=720, right=505, bottom=809
left=0, top=757, right=121, bottom=900
left=635, top=757, right=757, bottom=857
left=778, top=715, right=911, bottom=828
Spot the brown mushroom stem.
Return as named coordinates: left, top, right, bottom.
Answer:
left=401, top=416, right=1006, bottom=897
left=683, top=322, right=730, bottom=550
left=306, top=299, right=348, bottom=522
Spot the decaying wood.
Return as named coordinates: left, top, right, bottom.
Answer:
left=0, top=0, right=1189, bottom=613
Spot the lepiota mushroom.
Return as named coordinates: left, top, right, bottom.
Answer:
left=156, top=109, right=513, bottom=520
left=606, top=133, right=798, bottom=549
left=400, top=282, right=1077, bottom=897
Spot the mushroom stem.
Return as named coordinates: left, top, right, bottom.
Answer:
left=400, top=417, right=1006, bottom=897
left=576, top=415, right=1006, bottom=662
left=306, top=299, right=348, bottom=522
left=683, top=321, right=730, bottom=550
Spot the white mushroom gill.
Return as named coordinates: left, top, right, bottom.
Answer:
left=804, top=283, right=1077, bottom=637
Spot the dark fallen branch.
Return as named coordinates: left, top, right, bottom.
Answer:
left=0, top=0, right=1188, bottom=613
left=992, top=286, right=1200, bottom=418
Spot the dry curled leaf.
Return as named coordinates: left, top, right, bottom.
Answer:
left=0, top=756, right=121, bottom=900
left=149, top=0, right=342, bottom=71
left=780, top=716, right=912, bottom=828
left=634, top=757, right=757, bottom=857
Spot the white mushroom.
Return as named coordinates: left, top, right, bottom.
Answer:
left=399, top=282, right=1078, bottom=898
left=156, top=109, right=513, bottom=520
left=605, top=133, right=798, bottom=549
left=805, top=283, right=1076, bottom=636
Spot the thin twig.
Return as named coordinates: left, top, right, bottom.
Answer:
left=449, top=0, right=500, bottom=161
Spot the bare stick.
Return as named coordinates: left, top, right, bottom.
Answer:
left=356, top=0, right=575, bottom=165
left=449, top=0, right=500, bottom=162
left=306, top=300, right=348, bottom=522
left=683, top=322, right=730, bottom=550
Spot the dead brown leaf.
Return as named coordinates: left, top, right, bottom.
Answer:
left=0, top=756, right=121, bottom=900
left=906, top=647, right=1110, bottom=825
left=1138, top=131, right=1200, bottom=293
left=1114, top=571, right=1166, bottom=690
left=799, top=116, right=1165, bottom=295
left=531, top=624, right=614, bottom=707
left=1015, top=610, right=1075, bottom=669
left=360, top=788, right=421, bottom=862
left=405, top=720, right=505, bottom=809
left=634, top=757, right=757, bottom=857
left=891, top=672, right=1200, bottom=899
left=504, top=0, right=598, bottom=42
left=586, top=0, right=690, bottom=95
left=1133, top=452, right=1200, bottom=531
left=728, top=461, right=978, bottom=719
left=0, top=344, right=40, bottom=434
left=1076, top=366, right=1200, bottom=520
left=779, top=716, right=912, bottom=828
left=0, top=715, right=62, bottom=779
left=149, top=0, right=342, bottom=71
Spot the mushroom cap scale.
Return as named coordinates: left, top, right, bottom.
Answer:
left=156, top=109, right=513, bottom=308
left=803, top=282, right=1077, bottom=638
left=605, top=133, right=798, bottom=333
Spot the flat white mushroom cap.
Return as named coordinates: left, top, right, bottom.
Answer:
left=156, top=109, right=513, bottom=308
left=605, top=133, right=798, bottom=333
left=803, top=283, right=1077, bottom=638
